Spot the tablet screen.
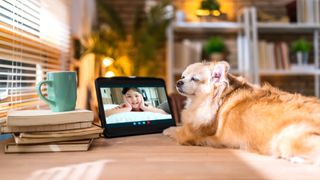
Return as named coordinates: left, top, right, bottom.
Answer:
left=100, top=86, right=173, bottom=126
left=95, top=77, right=176, bottom=137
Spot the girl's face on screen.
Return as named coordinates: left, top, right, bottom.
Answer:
left=124, top=89, right=142, bottom=110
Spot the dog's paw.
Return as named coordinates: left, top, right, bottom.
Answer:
left=163, top=126, right=177, bottom=139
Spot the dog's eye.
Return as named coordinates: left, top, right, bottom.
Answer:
left=191, top=77, right=200, bottom=82
left=181, top=76, right=185, bottom=79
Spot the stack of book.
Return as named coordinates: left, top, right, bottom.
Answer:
left=0, top=109, right=103, bottom=153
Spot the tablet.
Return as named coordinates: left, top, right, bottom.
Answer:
left=95, top=77, right=176, bottom=137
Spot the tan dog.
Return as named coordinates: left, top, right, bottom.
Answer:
left=164, top=61, right=320, bottom=165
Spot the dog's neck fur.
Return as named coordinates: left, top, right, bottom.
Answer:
left=221, top=74, right=256, bottom=99
left=182, top=73, right=256, bottom=135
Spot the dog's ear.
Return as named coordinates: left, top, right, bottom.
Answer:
left=210, top=61, right=230, bottom=84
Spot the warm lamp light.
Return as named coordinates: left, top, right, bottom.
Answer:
left=102, top=57, right=114, bottom=67
left=195, top=9, right=210, bottom=16
left=105, top=71, right=115, bottom=77
left=196, top=9, right=221, bottom=17
left=212, top=10, right=221, bottom=16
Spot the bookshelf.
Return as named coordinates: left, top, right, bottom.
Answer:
left=166, top=3, right=320, bottom=97
left=166, top=8, right=252, bottom=93
left=249, top=5, right=320, bottom=97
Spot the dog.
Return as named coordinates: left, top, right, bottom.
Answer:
left=164, top=61, right=320, bottom=165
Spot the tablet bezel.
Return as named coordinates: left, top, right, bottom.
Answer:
left=95, top=77, right=176, bottom=138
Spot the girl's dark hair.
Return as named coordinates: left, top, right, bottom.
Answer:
left=121, top=87, right=142, bottom=95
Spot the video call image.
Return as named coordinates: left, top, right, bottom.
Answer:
left=100, top=87, right=172, bottom=124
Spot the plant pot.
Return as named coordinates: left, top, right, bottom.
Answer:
left=296, top=52, right=309, bottom=65
left=210, top=53, right=223, bottom=62
left=199, top=16, right=220, bottom=22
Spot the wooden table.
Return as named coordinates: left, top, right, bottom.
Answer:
left=0, top=134, right=319, bottom=180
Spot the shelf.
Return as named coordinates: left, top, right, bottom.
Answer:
left=173, top=22, right=243, bottom=33
left=259, top=69, right=320, bottom=76
left=257, top=22, right=320, bottom=33
left=173, top=68, right=240, bottom=75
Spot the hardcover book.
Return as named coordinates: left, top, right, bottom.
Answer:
left=7, top=109, right=93, bottom=126
left=13, top=133, right=100, bottom=144
left=0, top=121, right=93, bottom=133
left=5, top=139, right=93, bottom=153
left=13, top=125, right=103, bottom=144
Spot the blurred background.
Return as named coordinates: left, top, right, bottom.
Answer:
left=1, top=0, right=320, bottom=129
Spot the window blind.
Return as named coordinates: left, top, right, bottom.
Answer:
left=0, top=0, right=71, bottom=120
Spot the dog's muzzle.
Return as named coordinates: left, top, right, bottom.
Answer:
left=176, top=80, right=184, bottom=88
left=176, top=80, right=185, bottom=93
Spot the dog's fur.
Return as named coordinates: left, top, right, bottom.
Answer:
left=164, top=61, right=320, bottom=165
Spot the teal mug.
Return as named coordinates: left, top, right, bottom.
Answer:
left=36, top=71, right=77, bottom=112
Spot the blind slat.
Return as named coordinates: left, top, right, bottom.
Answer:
left=0, top=1, right=40, bottom=29
left=0, top=72, right=38, bottom=77
left=6, top=92, right=39, bottom=97
left=0, top=46, right=61, bottom=63
left=0, top=16, right=40, bottom=36
left=1, top=93, right=42, bottom=103
left=0, top=80, right=37, bottom=83
left=0, top=53, right=61, bottom=69
left=4, top=0, right=41, bottom=18
left=0, top=31, right=61, bottom=55
left=0, top=64, right=37, bottom=71
left=0, top=99, right=44, bottom=111
left=0, top=24, right=61, bottom=53
left=0, top=102, right=47, bottom=114
left=0, top=97, right=40, bottom=107
left=0, top=39, right=60, bottom=59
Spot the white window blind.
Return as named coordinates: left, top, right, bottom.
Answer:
left=0, top=0, right=71, bottom=120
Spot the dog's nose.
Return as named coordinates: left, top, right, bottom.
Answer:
left=176, top=80, right=184, bottom=88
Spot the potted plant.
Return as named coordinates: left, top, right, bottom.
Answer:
left=200, top=0, right=220, bottom=11
left=204, top=36, right=225, bottom=61
left=292, top=38, right=311, bottom=65
left=197, top=0, right=221, bottom=21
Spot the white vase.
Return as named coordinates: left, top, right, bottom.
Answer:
left=296, top=52, right=308, bottom=65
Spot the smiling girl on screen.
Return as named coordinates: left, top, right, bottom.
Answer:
left=105, top=87, right=168, bottom=116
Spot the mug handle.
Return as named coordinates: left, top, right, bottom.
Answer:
left=36, top=80, right=55, bottom=106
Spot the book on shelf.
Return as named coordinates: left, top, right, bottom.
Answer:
left=0, top=121, right=93, bottom=133
left=13, top=125, right=103, bottom=144
left=5, top=139, right=93, bottom=153
left=297, top=0, right=320, bottom=24
left=259, top=41, right=290, bottom=71
left=7, top=109, right=93, bottom=126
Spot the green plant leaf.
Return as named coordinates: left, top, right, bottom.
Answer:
left=204, top=36, right=225, bottom=54
left=292, top=38, right=311, bottom=53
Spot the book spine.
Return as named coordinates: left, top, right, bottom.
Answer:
left=5, top=142, right=91, bottom=153
left=14, top=133, right=100, bottom=144
left=7, top=112, right=93, bottom=126
left=1, top=122, right=92, bottom=133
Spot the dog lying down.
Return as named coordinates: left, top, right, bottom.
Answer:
left=164, top=61, right=320, bottom=165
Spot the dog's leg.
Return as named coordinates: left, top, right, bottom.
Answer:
left=190, top=135, right=225, bottom=148
left=270, top=123, right=320, bottom=165
left=163, top=126, right=195, bottom=145
left=164, top=125, right=207, bottom=146
left=163, top=126, right=181, bottom=140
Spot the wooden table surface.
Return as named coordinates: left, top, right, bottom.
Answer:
left=0, top=133, right=319, bottom=180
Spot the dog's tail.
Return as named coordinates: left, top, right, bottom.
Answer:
left=270, top=122, right=320, bottom=165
